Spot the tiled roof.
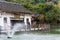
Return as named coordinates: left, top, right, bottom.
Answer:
left=0, top=1, right=32, bottom=13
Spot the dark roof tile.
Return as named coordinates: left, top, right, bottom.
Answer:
left=0, top=1, right=32, bottom=13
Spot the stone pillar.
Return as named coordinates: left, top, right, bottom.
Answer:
left=24, top=17, right=27, bottom=25
left=29, top=18, right=31, bottom=25
left=24, top=17, right=27, bottom=31
left=5, top=17, right=11, bottom=38
left=0, top=17, right=4, bottom=26
left=24, top=16, right=31, bottom=31
left=7, top=17, right=11, bottom=26
left=24, top=16, right=31, bottom=25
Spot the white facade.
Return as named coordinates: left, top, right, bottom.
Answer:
left=0, top=12, right=32, bottom=30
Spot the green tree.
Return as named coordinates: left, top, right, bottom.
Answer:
left=32, top=3, right=60, bottom=23
left=6, top=0, right=60, bottom=23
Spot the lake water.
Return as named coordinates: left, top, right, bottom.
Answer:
left=0, top=31, right=60, bottom=40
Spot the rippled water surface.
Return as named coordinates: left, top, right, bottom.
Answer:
left=0, top=32, right=60, bottom=40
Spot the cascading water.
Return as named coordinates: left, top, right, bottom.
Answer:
left=0, top=23, right=60, bottom=40
left=7, top=23, right=28, bottom=38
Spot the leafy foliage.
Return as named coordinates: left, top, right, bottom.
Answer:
left=32, top=3, right=60, bottom=23
left=6, top=0, right=60, bottom=23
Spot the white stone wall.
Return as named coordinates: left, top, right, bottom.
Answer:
left=0, top=12, right=14, bottom=29
left=0, top=17, right=4, bottom=26
left=0, top=12, right=32, bottom=30
left=1, top=12, right=14, bottom=17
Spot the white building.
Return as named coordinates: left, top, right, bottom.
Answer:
left=0, top=0, right=34, bottom=30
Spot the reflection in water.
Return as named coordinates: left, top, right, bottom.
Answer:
left=7, top=23, right=30, bottom=38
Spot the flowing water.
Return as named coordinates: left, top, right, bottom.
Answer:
left=0, top=23, right=60, bottom=40
left=0, top=32, right=60, bottom=40
left=7, top=23, right=26, bottom=37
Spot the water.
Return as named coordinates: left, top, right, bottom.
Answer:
left=7, top=22, right=31, bottom=38
left=1, top=23, right=60, bottom=40
left=0, top=32, right=60, bottom=40
left=7, top=23, right=26, bottom=37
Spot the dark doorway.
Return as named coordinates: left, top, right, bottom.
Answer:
left=11, top=20, right=24, bottom=26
